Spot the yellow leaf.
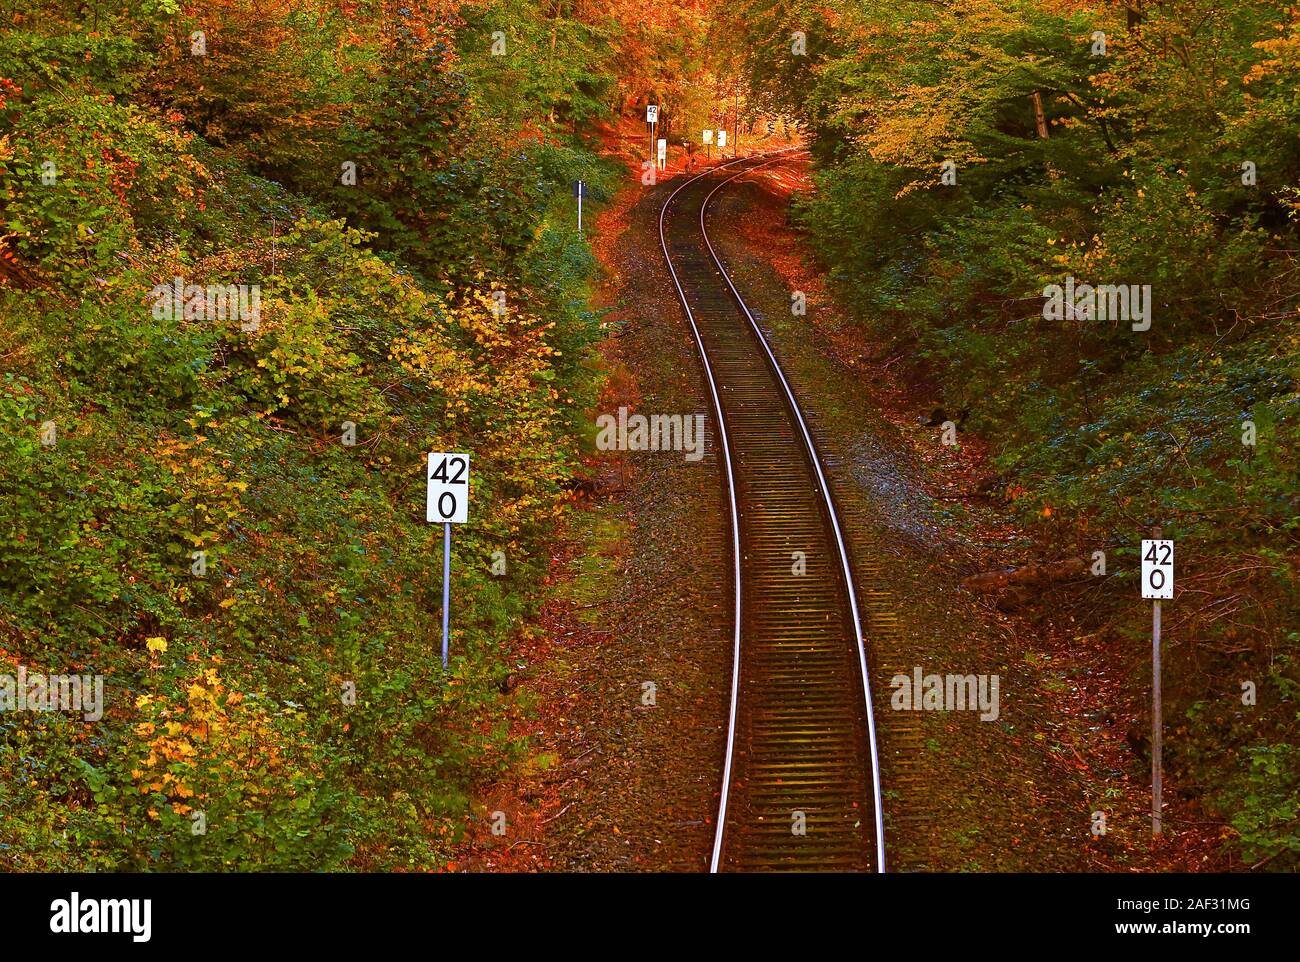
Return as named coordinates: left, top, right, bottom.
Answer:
left=219, top=597, right=237, bottom=608
left=146, top=637, right=168, bottom=653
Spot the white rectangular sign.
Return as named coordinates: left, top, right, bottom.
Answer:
left=646, top=104, right=658, bottom=123
left=703, top=129, right=714, bottom=144
left=657, top=138, right=666, bottom=166
left=717, top=130, right=727, bottom=148
left=427, top=452, right=470, bottom=524
left=1141, top=539, right=1173, bottom=600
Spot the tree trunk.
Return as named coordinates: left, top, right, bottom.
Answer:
left=1031, top=91, right=1050, bottom=139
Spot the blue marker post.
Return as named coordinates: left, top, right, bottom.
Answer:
left=441, top=521, right=451, bottom=669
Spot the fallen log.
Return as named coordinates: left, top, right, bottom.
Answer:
left=961, top=556, right=1092, bottom=593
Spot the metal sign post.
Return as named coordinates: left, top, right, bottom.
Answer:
left=703, top=128, right=713, bottom=160
left=428, top=452, right=471, bottom=668
left=440, top=521, right=452, bottom=668
left=646, top=103, right=658, bottom=169
left=734, top=87, right=739, bottom=158
left=1152, top=590, right=1161, bottom=835
left=1140, top=528, right=1173, bottom=836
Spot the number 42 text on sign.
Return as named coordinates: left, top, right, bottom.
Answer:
left=428, top=453, right=470, bottom=668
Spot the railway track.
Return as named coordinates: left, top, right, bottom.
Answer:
left=659, top=153, right=886, bottom=873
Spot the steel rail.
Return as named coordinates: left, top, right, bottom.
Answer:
left=699, top=161, right=886, bottom=873
left=657, top=153, right=759, bottom=872
left=657, top=150, right=886, bottom=873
